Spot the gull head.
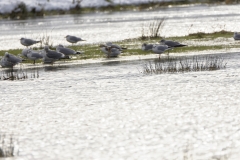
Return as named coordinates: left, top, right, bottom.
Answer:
left=160, top=39, right=166, bottom=43
left=58, top=44, right=64, bottom=48
left=4, top=52, right=10, bottom=58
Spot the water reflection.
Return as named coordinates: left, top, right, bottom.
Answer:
left=102, top=60, right=121, bottom=66
left=0, top=68, right=39, bottom=81
left=43, top=65, right=73, bottom=72
left=1, top=4, right=240, bottom=50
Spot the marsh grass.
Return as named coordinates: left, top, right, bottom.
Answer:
left=141, top=18, right=165, bottom=40
left=143, top=55, right=227, bottom=74
left=0, top=68, right=39, bottom=81
left=38, top=30, right=54, bottom=49
left=0, top=134, right=16, bottom=158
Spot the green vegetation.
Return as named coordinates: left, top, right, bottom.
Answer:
left=186, top=30, right=233, bottom=39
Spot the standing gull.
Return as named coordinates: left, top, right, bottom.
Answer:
left=56, top=44, right=83, bottom=58
left=65, top=35, right=86, bottom=45
left=22, top=49, right=43, bottom=64
left=159, top=39, right=187, bottom=54
left=20, top=38, right=41, bottom=47
left=42, top=46, right=65, bottom=64
left=152, top=45, right=171, bottom=60
left=0, top=52, right=22, bottom=68
left=233, top=32, right=240, bottom=40
left=160, top=39, right=187, bottom=48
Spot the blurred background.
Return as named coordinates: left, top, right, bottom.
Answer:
left=0, top=0, right=239, bottom=50
left=0, top=0, right=239, bottom=19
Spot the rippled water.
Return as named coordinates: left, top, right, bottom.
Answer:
left=0, top=4, right=240, bottom=50
left=1, top=3, right=240, bottom=160
left=1, top=52, right=240, bottom=160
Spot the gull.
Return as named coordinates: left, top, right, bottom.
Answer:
left=160, top=39, right=187, bottom=48
left=42, top=46, right=65, bottom=64
left=20, top=38, right=41, bottom=47
left=56, top=44, right=83, bottom=59
left=99, top=44, right=121, bottom=58
left=159, top=39, right=187, bottom=54
left=142, top=43, right=154, bottom=51
left=0, top=52, right=22, bottom=68
left=152, top=45, right=171, bottom=60
left=107, top=47, right=121, bottom=57
left=22, top=49, right=43, bottom=64
left=106, top=42, right=127, bottom=50
left=233, top=32, right=240, bottom=40
left=99, top=44, right=109, bottom=55
left=65, top=35, right=86, bottom=45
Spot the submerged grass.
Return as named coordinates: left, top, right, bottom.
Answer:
left=0, top=134, right=17, bottom=158
left=143, top=55, right=227, bottom=74
left=0, top=68, right=39, bottom=81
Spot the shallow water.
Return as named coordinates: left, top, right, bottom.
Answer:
left=1, top=52, right=240, bottom=160
left=0, top=4, right=240, bottom=50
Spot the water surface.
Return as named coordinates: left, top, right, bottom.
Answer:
left=1, top=52, right=240, bottom=160
left=0, top=4, right=240, bottom=50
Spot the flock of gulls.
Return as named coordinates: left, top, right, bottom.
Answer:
left=1, top=32, right=240, bottom=68
left=0, top=35, right=86, bottom=68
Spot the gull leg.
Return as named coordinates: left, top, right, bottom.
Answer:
left=107, top=47, right=111, bottom=58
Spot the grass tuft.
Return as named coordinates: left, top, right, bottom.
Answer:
left=140, top=18, right=165, bottom=40
left=143, top=55, right=227, bottom=74
left=0, top=134, right=17, bottom=158
left=38, top=30, right=54, bottom=49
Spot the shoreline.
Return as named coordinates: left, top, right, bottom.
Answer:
left=0, top=30, right=237, bottom=70
left=0, top=47, right=238, bottom=71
